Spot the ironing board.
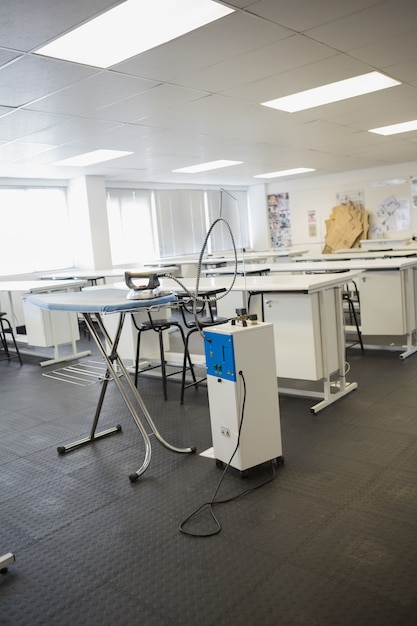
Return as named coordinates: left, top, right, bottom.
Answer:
left=27, top=288, right=196, bottom=481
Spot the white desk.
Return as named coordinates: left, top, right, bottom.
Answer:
left=297, top=249, right=417, bottom=261
left=39, top=266, right=179, bottom=284
left=264, top=258, right=417, bottom=359
left=0, top=279, right=89, bottom=366
left=203, top=263, right=271, bottom=276
left=148, top=249, right=307, bottom=276
left=155, top=273, right=361, bottom=413
left=27, top=288, right=195, bottom=481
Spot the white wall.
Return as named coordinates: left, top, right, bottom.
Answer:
left=251, top=161, right=417, bottom=253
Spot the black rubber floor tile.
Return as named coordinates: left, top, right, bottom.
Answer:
left=351, top=466, right=417, bottom=524
left=348, top=398, right=417, bottom=435
left=289, top=507, right=417, bottom=607
left=218, top=486, right=337, bottom=560
left=305, top=422, right=413, bottom=467
left=272, top=449, right=381, bottom=506
left=48, top=582, right=173, bottom=626
left=219, top=562, right=417, bottom=626
left=110, top=531, right=278, bottom=625
left=0, top=543, right=115, bottom=626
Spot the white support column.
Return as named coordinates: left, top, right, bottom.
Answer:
left=67, top=176, right=112, bottom=270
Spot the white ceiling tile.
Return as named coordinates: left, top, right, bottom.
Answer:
left=239, top=0, right=383, bottom=31
left=0, top=55, right=96, bottom=107
left=0, top=109, right=68, bottom=141
left=305, top=0, right=417, bottom=52
left=90, top=84, right=209, bottom=123
left=175, top=34, right=336, bottom=93
left=349, top=30, right=417, bottom=69
left=0, top=0, right=125, bottom=51
left=0, top=141, right=56, bottom=161
left=20, top=117, right=121, bottom=145
left=26, top=71, right=158, bottom=117
left=113, top=11, right=291, bottom=82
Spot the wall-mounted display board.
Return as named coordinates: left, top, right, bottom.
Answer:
left=267, top=193, right=292, bottom=247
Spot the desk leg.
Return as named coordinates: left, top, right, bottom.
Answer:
left=399, top=267, right=417, bottom=360
left=74, top=312, right=195, bottom=481
left=310, top=287, right=358, bottom=413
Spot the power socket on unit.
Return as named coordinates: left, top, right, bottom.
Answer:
left=221, top=426, right=231, bottom=438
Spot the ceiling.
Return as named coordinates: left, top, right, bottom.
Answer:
left=1, top=0, right=417, bottom=187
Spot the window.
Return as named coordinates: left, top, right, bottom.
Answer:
left=106, top=189, right=155, bottom=264
left=0, top=186, right=73, bottom=276
left=206, top=189, right=250, bottom=252
left=106, top=187, right=251, bottom=261
left=153, top=190, right=207, bottom=257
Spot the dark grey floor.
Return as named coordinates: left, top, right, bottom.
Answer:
left=1, top=330, right=417, bottom=625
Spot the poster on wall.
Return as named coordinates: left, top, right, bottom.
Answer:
left=308, top=210, right=317, bottom=237
left=365, top=181, right=411, bottom=238
left=267, top=193, right=292, bottom=247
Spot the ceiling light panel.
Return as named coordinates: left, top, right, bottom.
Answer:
left=35, top=0, right=235, bottom=68
left=261, top=72, right=401, bottom=112
left=369, top=119, right=417, bottom=135
left=254, top=168, right=315, bottom=179
left=53, top=149, right=133, bottom=166
left=173, top=160, right=243, bottom=173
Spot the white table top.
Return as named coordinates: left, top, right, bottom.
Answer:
left=298, top=249, right=417, bottom=262
left=203, top=263, right=271, bottom=276
left=39, top=266, right=178, bottom=280
left=0, top=279, right=87, bottom=292
left=267, top=257, right=417, bottom=273
left=150, top=271, right=364, bottom=295
left=149, top=249, right=308, bottom=266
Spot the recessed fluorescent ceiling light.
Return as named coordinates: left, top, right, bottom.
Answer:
left=35, top=0, right=235, bottom=68
left=369, top=119, right=417, bottom=135
left=254, top=168, right=315, bottom=179
left=53, top=149, right=133, bottom=167
left=261, top=72, right=401, bottom=112
left=173, top=160, right=243, bottom=173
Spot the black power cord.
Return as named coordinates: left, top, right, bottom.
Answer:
left=179, top=371, right=277, bottom=537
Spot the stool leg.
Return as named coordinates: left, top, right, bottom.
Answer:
left=0, top=320, right=10, bottom=359
left=348, top=298, right=364, bottom=352
left=176, top=324, right=197, bottom=386
left=181, top=329, right=198, bottom=405
left=158, top=330, right=168, bottom=401
left=0, top=318, right=22, bottom=365
left=134, top=329, right=142, bottom=387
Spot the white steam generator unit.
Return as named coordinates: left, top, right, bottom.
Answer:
left=203, top=315, right=283, bottom=473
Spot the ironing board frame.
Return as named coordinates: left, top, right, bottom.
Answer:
left=28, top=289, right=196, bottom=482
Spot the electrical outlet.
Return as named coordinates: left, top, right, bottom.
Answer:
left=221, top=426, right=231, bottom=438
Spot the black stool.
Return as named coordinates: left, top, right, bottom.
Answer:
left=131, top=310, right=196, bottom=400
left=343, top=281, right=364, bottom=353
left=178, top=289, right=229, bottom=404
left=0, top=313, right=23, bottom=365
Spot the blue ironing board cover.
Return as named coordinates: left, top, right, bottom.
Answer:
left=27, top=288, right=176, bottom=313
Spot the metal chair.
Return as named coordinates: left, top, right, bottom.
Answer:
left=0, top=312, right=23, bottom=364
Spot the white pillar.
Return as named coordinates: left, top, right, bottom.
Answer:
left=248, top=184, right=270, bottom=249
left=67, top=176, right=112, bottom=269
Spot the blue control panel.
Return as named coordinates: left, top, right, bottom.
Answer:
left=204, top=330, right=236, bottom=381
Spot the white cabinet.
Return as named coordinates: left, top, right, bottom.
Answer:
left=23, top=298, right=80, bottom=347
left=261, top=289, right=339, bottom=381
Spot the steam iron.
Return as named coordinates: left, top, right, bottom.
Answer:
left=125, top=271, right=170, bottom=300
